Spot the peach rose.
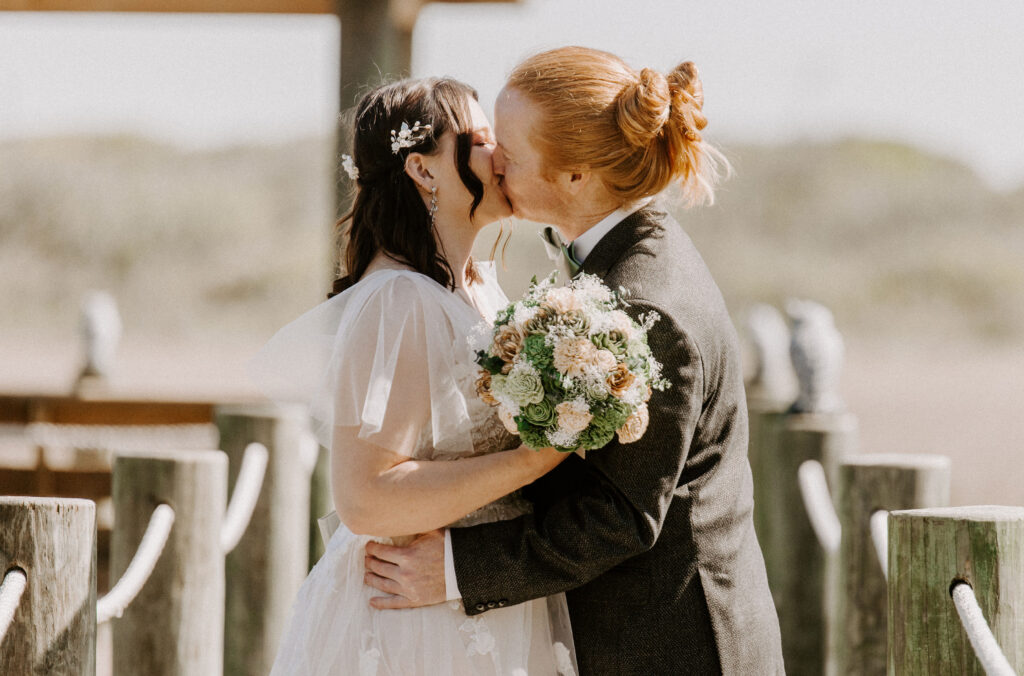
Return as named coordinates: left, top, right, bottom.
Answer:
left=552, top=337, right=598, bottom=377
left=497, top=406, right=519, bottom=435
left=617, top=404, right=649, bottom=443
left=542, top=286, right=582, bottom=314
left=591, top=349, right=618, bottom=372
left=606, top=363, right=637, bottom=398
left=555, top=400, right=593, bottom=434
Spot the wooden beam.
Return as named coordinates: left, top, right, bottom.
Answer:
left=0, top=0, right=516, bottom=14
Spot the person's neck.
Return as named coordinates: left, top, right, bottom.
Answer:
left=553, top=191, right=623, bottom=243
left=433, top=217, right=478, bottom=290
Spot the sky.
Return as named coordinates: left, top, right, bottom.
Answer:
left=2, top=0, right=1024, bottom=188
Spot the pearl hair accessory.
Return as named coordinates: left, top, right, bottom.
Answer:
left=340, top=154, right=359, bottom=180
left=391, top=121, right=432, bottom=154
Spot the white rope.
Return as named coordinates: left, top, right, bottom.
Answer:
left=0, top=568, right=27, bottom=645
left=220, top=443, right=269, bottom=554
left=25, top=422, right=218, bottom=453
left=96, top=504, right=175, bottom=624
left=950, top=581, right=1017, bottom=676
left=797, top=459, right=841, bottom=554
left=870, top=510, right=889, bottom=580
left=299, top=431, right=320, bottom=477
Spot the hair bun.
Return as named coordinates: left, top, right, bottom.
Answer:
left=616, top=67, right=671, bottom=149
left=666, top=61, right=707, bottom=142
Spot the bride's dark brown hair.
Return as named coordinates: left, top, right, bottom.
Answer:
left=330, top=77, right=485, bottom=298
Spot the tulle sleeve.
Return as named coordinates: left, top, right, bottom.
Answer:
left=248, top=272, right=478, bottom=459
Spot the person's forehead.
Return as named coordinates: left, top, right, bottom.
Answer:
left=495, top=88, right=535, bottom=144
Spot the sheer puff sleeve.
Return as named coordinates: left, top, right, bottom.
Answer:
left=248, top=271, right=479, bottom=460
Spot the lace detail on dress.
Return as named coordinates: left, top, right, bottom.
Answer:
left=554, top=641, right=577, bottom=676
left=359, top=631, right=382, bottom=676
left=459, top=617, right=497, bottom=657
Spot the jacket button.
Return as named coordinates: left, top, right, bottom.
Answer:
left=474, top=603, right=485, bottom=611
left=486, top=601, right=497, bottom=608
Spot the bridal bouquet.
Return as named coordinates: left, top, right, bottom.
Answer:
left=474, top=273, right=669, bottom=453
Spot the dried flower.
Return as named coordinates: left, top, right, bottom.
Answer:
left=617, top=403, right=650, bottom=443
left=492, top=324, right=524, bottom=364
left=606, top=362, right=637, bottom=398
left=475, top=370, right=498, bottom=406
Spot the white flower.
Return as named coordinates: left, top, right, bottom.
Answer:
left=390, top=120, right=432, bottom=154
left=341, top=153, right=359, bottom=180
left=547, top=426, right=580, bottom=449
left=512, top=303, right=539, bottom=330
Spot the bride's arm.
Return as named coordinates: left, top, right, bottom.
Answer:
left=331, top=427, right=567, bottom=537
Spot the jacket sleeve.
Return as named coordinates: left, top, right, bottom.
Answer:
left=451, top=299, right=705, bottom=615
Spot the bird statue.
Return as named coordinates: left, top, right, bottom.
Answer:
left=786, top=299, right=844, bottom=414
left=743, top=303, right=798, bottom=407
left=76, top=290, right=123, bottom=388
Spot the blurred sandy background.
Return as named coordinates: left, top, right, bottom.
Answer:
left=2, top=2, right=1023, bottom=509
left=1, top=134, right=1022, bottom=507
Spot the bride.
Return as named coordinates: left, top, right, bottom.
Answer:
left=251, top=76, right=577, bottom=675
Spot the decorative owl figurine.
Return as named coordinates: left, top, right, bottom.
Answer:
left=80, top=290, right=123, bottom=379
left=786, top=299, right=844, bottom=414
left=743, top=303, right=798, bottom=405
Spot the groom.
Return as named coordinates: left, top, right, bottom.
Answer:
left=365, top=47, right=783, bottom=674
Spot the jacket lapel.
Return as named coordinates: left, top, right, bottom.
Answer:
left=579, top=207, right=666, bottom=278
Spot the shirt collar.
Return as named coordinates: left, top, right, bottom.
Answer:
left=570, top=202, right=647, bottom=264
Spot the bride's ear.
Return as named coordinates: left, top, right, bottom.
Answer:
left=404, top=153, right=435, bottom=192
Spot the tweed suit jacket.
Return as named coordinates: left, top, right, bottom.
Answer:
left=451, top=207, right=784, bottom=675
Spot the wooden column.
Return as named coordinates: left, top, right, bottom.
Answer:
left=111, top=450, right=227, bottom=676
left=832, top=454, right=951, bottom=675
left=747, top=407, right=787, bottom=562
left=216, top=405, right=313, bottom=676
left=760, top=412, right=857, bottom=676
left=888, top=506, right=1024, bottom=675
left=0, top=497, right=97, bottom=675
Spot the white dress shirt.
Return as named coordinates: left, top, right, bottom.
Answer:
left=443, top=202, right=647, bottom=601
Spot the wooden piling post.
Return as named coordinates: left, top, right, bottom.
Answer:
left=0, top=496, right=97, bottom=675
left=833, top=454, right=951, bottom=675
left=889, top=506, right=1024, bottom=675
left=216, top=404, right=313, bottom=676
left=110, top=450, right=226, bottom=676
left=759, top=412, right=857, bottom=676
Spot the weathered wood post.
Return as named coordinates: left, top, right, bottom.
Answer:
left=763, top=412, right=857, bottom=676
left=0, top=496, right=97, bottom=675
left=832, top=454, right=951, bottom=675
left=216, top=404, right=315, bottom=676
left=110, top=450, right=227, bottom=676
left=889, top=506, right=1024, bottom=675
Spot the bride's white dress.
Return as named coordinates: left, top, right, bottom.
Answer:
left=250, top=262, right=576, bottom=676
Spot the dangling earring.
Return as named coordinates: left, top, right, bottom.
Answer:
left=429, top=186, right=438, bottom=226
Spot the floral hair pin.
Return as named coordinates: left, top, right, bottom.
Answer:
left=340, top=154, right=359, bottom=180
left=390, top=121, right=432, bottom=154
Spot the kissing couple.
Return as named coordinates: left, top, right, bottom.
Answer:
left=252, top=45, right=784, bottom=675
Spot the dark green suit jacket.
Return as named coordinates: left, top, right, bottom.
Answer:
left=451, top=207, right=784, bottom=675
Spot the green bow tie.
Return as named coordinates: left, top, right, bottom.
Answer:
left=541, top=226, right=581, bottom=278
left=561, top=241, right=581, bottom=276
